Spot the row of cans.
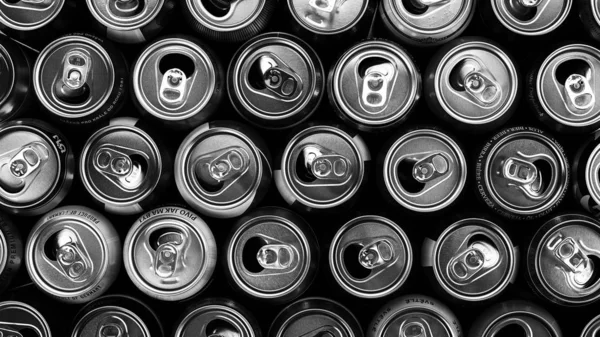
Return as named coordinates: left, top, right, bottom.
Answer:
left=2, top=203, right=600, bottom=308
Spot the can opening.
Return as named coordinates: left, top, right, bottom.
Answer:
left=397, top=159, right=426, bottom=193
left=506, top=0, right=537, bottom=21
left=582, top=255, right=600, bottom=288
left=201, top=0, right=235, bottom=17
left=196, top=168, right=225, bottom=192
left=530, top=159, right=551, bottom=195
left=295, top=151, right=318, bottom=183
left=159, top=54, right=195, bottom=78
left=555, top=59, right=591, bottom=85
left=343, top=243, right=371, bottom=279
left=206, top=319, right=240, bottom=337
left=148, top=228, right=183, bottom=250
left=402, top=0, right=428, bottom=15
left=44, top=231, right=62, bottom=261
left=495, top=324, right=527, bottom=337
left=242, top=237, right=268, bottom=273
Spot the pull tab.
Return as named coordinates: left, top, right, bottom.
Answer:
left=256, top=244, right=295, bottom=270
left=94, top=146, right=147, bottom=191
left=54, top=49, right=91, bottom=104
left=0, top=327, right=23, bottom=337
left=109, top=0, right=141, bottom=17
left=54, top=229, right=92, bottom=282
left=400, top=321, right=430, bottom=337
left=410, top=0, right=451, bottom=9
left=361, top=63, right=396, bottom=111
left=257, top=54, right=302, bottom=100
left=195, top=147, right=250, bottom=189
left=302, top=145, right=352, bottom=183
left=453, top=58, right=501, bottom=106
left=154, top=232, right=184, bottom=279
left=518, top=0, right=543, bottom=7
left=448, top=240, right=501, bottom=284
left=2, top=0, right=54, bottom=10
left=308, top=0, right=345, bottom=13
left=0, top=142, right=49, bottom=194
left=501, top=152, right=556, bottom=200
left=298, top=326, right=340, bottom=337
left=358, top=240, right=393, bottom=269
left=412, top=153, right=450, bottom=183
left=547, top=233, right=595, bottom=287
left=208, top=325, right=241, bottom=337
left=564, top=74, right=595, bottom=113
left=159, top=68, right=188, bottom=106
left=98, top=315, right=128, bottom=337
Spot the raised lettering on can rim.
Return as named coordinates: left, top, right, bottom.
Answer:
left=0, top=301, right=51, bottom=337
left=0, top=0, right=65, bottom=31
left=0, top=212, right=22, bottom=295
left=488, top=0, right=572, bottom=36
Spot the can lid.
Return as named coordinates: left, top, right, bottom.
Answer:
left=133, top=37, right=218, bottom=122
left=277, top=125, right=369, bottom=209
left=0, top=228, right=5, bottom=276
left=34, top=35, right=115, bottom=119
left=0, top=0, right=65, bottom=31
left=537, top=44, right=600, bottom=128
left=383, top=129, right=466, bottom=213
left=478, top=302, right=558, bottom=337
left=330, top=215, right=412, bottom=298
left=227, top=211, right=314, bottom=299
left=432, top=218, right=516, bottom=301
left=184, top=0, right=266, bottom=32
left=72, top=306, right=151, bottom=337
left=433, top=39, right=518, bottom=125
left=585, top=143, right=600, bottom=207
left=288, top=0, right=369, bottom=34
left=484, top=130, right=568, bottom=216
left=0, top=42, right=15, bottom=111
left=174, top=302, right=256, bottom=337
left=383, top=0, right=473, bottom=34
left=0, top=122, right=61, bottom=210
left=229, top=33, right=322, bottom=122
left=581, top=314, right=600, bottom=337
left=490, top=0, right=571, bottom=36
left=125, top=206, right=216, bottom=300
left=0, top=301, right=51, bottom=337
left=80, top=118, right=163, bottom=208
left=330, top=40, right=420, bottom=127
left=86, top=0, right=164, bottom=31
left=533, top=216, right=600, bottom=304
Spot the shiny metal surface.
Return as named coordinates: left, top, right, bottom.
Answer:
left=0, top=301, right=51, bottom=337
left=469, top=301, right=561, bottom=337
left=288, top=0, right=369, bottom=34
left=86, top=0, right=164, bottom=30
left=581, top=314, right=600, bottom=337
left=72, top=306, right=150, bottom=337
left=584, top=142, right=600, bottom=211
left=490, top=0, right=572, bottom=35
left=174, top=301, right=256, bottom=337
left=184, top=0, right=266, bottom=32
left=0, top=43, right=14, bottom=117
left=0, top=0, right=64, bottom=31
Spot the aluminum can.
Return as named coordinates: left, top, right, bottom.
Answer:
left=79, top=117, right=171, bottom=215
left=577, top=0, right=600, bottom=42
left=425, top=36, right=520, bottom=132
left=269, top=298, right=362, bottom=337
left=526, top=213, right=600, bottom=306
left=224, top=207, right=318, bottom=303
left=0, top=212, right=22, bottom=295
left=124, top=205, right=217, bottom=301
left=25, top=205, right=121, bottom=304
left=528, top=44, right=600, bottom=134
left=468, top=300, right=562, bottom=337
left=378, top=0, right=475, bottom=47
left=86, top=0, right=176, bottom=44
left=328, top=40, right=421, bottom=132
left=0, top=301, right=51, bottom=337
left=582, top=314, right=600, bottom=337
left=173, top=298, right=260, bottom=337
left=367, top=294, right=462, bottom=337
left=181, top=0, right=276, bottom=43
left=132, top=35, right=224, bottom=130
left=228, top=32, right=324, bottom=129
left=274, top=123, right=370, bottom=213
left=475, top=126, right=569, bottom=220
left=33, top=33, right=128, bottom=128
left=378, top=128, right=466, bottom=214
left=573, top=129, right=600, bottom=217
left=330, top=215, right=412, bottom=298
left=283, top=0, right=376, bottom=46
left=71, top=295, right=163, bottom=337
left=0, top=35, right=34, bottom=123
left=175, top=120, right=272, bottom=219
left=422, top=217, right=518, bottom=303
left=0, top=119, right=74, bottom=216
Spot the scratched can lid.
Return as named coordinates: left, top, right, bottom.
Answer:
left=0, top=301, right=51, bottom=337
left=0, top=0, right=65, bottom=31
left=528, top=214, right=600, bottom=305
left=33, top=35, right=115, bottom=119
left=80, top=117, right=163, bottom=214
left=72, top=305, right=151, bottom=337
left=86, top=0, right=164, bottom=31
left=428, top=218, right=517, bottom=301
left=490, top=0, right=572, bottom=36
left=133, top=37, right=219, bottom=123
left=329, top=215, right=412, bottom=298
left=124, top=206, right=217, bottom=301
left=329, top=40, right=421, bottom=128
left=382, top=129, right=467, bottom=213
left=174, top=299, right=258, bottom=337
left=536, top=44, right=600, bottom=128
left=275, top=125, right=370, bottom=209
left=431, top=38, right=519, bottom=125
left=581, top=314, right=600, bottom=337
left=25, top=206, right=121, bottom=302
left=288, top=0, right=370, bottom=34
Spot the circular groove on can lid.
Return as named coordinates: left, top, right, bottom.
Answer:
left=329, top=215, right=412, bottom=298
left=0, top=43, right=15, bottom=109
left=184, top=0, right=266, bottom=32
left=288, top=0, right=369, bottom=34
left=475, top=301, right=560, bottom=337
left=0, top=229, right=6, bottom=277
left=581, top=314, right=600, bottom=337
left=382, top=0, right=474, bottom=34
left=490, top=0, right=572, bottom=36
left=383, top=129, right=466, bottom=213
left=72, top=306, right=151, bottom=337
left=33, top=35, right=116, bottom=119
left=0, top=0, right=65, bottom=31
left=537, top=44, right=600, bottom=128
left=434, top=40, right=518, bottom=125
left=586, top=143, right=600, bottom=208
left=86, top=0, right=164, bottom=30
left=0, top=301, right=52, bottom=337
left=331, top=40, right=420, bottom=127
left=174, top=302, right=256, bottom=337
left=133, top=37, right=217, bottom=121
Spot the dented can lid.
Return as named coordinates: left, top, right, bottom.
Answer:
left=124, top=206, right=217, bottom=301
left=72, top=304, right=151, bottom=337
left=329, top=40, right=420, bottom=129
left=383, top=129, right=467, bottom=213
left=288, top=0, right=370, bottom=34
left=184, top=0, right=268, bottom=33
left=174, top=299, right=257, bottom=337
left=0, top=0, right=65, bottom=31
left=536, top=44, right=600, bottom=129
left=489, top=0, right=572, bottom=36
left=86, top=0, right=164, bottom=31
left=330, top=215, right=412, bottom=298
left=0, top=301, right=51, bottom=337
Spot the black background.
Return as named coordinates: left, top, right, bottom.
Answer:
left=1, top=1, right=599, bottom=336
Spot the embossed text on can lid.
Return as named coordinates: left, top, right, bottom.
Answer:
left=0, top=0, right=65, bottom=31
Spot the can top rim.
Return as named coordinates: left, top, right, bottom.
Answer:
left=0, top=0, right=65, bottom=31
left=72, top=305, right=151, bottom=337
left=85, top=0, right=164, bottom=30
left=490, top=0, right=572, bottom=36
left=184, top=0, right=265, bottom=32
